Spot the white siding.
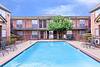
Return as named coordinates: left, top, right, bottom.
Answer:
left=0, top=9, right=6, bottom=18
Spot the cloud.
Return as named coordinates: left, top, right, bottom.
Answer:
left=41, top=5, right=77, bottom=16
left=76, top=0, right=100, bottom=7
left=41, top=0, right=100, bottom=16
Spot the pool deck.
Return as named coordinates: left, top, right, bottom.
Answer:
left=0, top=40, right=37, bottom=66
left=66, top=41, right=100, bottom=62
left=0, top=40, right=100, bottom=66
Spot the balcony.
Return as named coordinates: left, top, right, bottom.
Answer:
left=13, top=27, right=48, bottom=31
left=73, top=26, right=87, bottom=30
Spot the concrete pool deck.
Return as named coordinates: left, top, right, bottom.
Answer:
left=0, top=40, right=100, bottom=66
left=67, top=41, right=100, bottom=62
left=0, top=40, right=37, bottom=66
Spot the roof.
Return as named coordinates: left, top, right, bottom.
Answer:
left=90, top=3, right=100, bottom=13
left=0, top=4, right=11, bottom=13
left=0, top=14, right=7, bottom=23
left=11, top=16, right=90, bottom=20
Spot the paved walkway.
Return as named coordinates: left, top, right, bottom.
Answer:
left=0, top=40, right=100, bottom=66
left=67, top=41, right=100, bottom=62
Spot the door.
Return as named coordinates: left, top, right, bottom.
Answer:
left=53, top=31, right=57, bottom=39
left=40, top=31, right=44, bottom=39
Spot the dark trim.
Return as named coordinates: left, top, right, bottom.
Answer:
left=0, top=14, right=7, bottom=23
left=0, top=4, right=11, bottom=13
left=90, top=3, right=100, bottom=13
left=13, top=28, right=48, bottom=31
left=95, top=14, right=100, bottom=22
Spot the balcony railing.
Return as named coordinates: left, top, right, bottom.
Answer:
left=13, top=27, right=48, bottom=30
left=73, top=26, right=87, bottom=29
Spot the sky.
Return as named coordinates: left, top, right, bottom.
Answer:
left=0, top=0, right=100, bottom=16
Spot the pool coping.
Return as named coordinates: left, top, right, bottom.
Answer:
left=1, top=40, right=100, bottom=66
left=66, top=41, right=100, bottom=62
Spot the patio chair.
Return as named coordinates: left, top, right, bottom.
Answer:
left=83, top=37, right=96, bottom=48
left=83, top=42, right=91, bottom=48
left=0, top=48, right=5, bottom=56
left=0, top=41, right=9, bottom=53
left=88, top=39, right=96, bottom=48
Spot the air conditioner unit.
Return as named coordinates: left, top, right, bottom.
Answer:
left=94, top=39, right=100, bottom=44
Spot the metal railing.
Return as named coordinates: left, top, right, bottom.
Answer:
left=73, top=26, right=87, bottom=29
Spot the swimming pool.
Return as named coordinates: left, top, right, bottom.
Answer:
left=3, top=41, right=100, bottom=67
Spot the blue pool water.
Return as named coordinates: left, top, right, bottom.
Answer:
left=3, top=41, right=100, bottom=67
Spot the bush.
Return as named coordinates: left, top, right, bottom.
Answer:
left=9, top=38, right=16, bottom=45
left=9, top=34, right=17, bottom=45
left=10, top=34, right=22, bottom=41
left=67, top=34, right=74, bottom=40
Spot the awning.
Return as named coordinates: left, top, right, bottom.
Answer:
left=0, top=14, right=7, bottom=23
left=95, top=14, right=100, bottom=22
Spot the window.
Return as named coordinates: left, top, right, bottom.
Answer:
left=49, top=31, right=53, bottom=35
left=17, top=31, right=23, bottom=36
left=16, top=20, right=23, bottom=28
left=32, top=31, right=38, bottom=38
left=80, top=20, right=85, bottom=28
left=2, top=30, right=6, bottom=37
left=17, top=20, right=22, bottom=24
left=39, top=20, right=42, bottom=28
left=32, top=20, right=38, bottom=24
left=73, top=23, right=76, bottom=28
left=95, top=29, right=99, bottom=36
left=80, top=31, right=85, bottom=35
left=39, top=20, right=47, bottom=28
left=2, top=24, right=6, bottom=29
left=32, top=20, right=38, bottom=28
left=43, top=20, right=47, bottom=28
left=2, top=23, right=6, bottom=37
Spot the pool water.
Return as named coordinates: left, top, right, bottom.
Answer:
left=3, top=41, right=100, bottom=67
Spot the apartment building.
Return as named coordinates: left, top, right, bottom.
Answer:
left=11, top=16, right=90, bottom=40
left=91, top=3, right=100, bottom=37
left=0, top=4, right=11, bottom=42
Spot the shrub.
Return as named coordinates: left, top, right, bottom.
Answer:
left=9, top=34, right=17, bottom=45
left=9, top=38, right=16, bottom=45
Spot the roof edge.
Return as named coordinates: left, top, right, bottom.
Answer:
left=0, top=4, right=11, bottom=13
left=90, top=3, right=100, bottom=13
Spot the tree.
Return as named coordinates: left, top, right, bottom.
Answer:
left=48, top=16, right=73, bottom=39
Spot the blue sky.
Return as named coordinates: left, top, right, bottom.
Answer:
left=0, top=0, right=100, bottom=16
